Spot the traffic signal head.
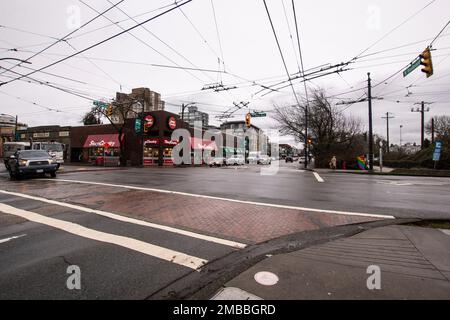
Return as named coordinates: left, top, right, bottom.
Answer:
left=245, top=113, right=251, bottom=127
left=106, top=105, right=113, bottom=117
left=420, top=47, right=433, bottom=78
left=307, top=138, right=312, bottom=145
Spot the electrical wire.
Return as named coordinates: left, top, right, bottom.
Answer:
left=0, top=0, right=193, bottom=87
left=0, top=0, right=125, bottom=77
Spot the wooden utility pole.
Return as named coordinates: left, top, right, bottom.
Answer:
left=381, top=112, right=395, bottom=153
left=412, top=101, right=431, bottom=149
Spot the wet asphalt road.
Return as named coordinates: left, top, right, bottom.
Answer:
left=3, top=162, right=445, bottom=219
left=0, top=162, right=449, bottom=299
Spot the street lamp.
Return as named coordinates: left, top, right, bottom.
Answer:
left=181, top=102, right=196, bottom=124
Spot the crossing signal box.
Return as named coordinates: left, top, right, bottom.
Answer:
left=420, top=47, right=433, bottom=78
left=245, top=113, right=251, bottom=127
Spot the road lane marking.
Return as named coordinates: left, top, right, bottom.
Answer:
left=313, top=172, right=325, bottom=183
left=440, top=229, right=450, bottom=236
left=0, top=234, right=26, bottom=244
left=0, top=203, right=207, bottom=270
left=39, top=179, right=395, bottom=219
left=0, top=189, right=246, bottom=249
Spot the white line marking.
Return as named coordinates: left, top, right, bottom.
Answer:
left=39, top=179, right=395, bottom=219
left=0, top=234, right=26, bottom=244
left=0, top=190, right=246, bottom=249
left=0, top=203, right=207, bottom=270
left=440, top=229, right=450, bottom=236
left=313, top=172, right=325, bottom=183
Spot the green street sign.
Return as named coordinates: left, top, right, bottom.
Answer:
left=93, top=100, right=109, bottom=109
left=403, top=57, right=421, bottom=78
left=134, top=119, right=142, bottom=133
left=250, top=112, right=267, bottom=117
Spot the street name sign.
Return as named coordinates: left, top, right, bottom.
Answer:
left=250, top=112, right=267, bottom=117
left=403, top=57, right=421, bottom=78
left=93, top=100, right=109, bottom=109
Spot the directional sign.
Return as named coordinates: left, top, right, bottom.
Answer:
left=433, top=152, right=441, bottom=161
left=433, top=141, right=443, bottom=161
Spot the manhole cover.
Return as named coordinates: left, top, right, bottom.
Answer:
left=254, top=271, right=279, bottom=286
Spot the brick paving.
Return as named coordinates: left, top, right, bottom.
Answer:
left=2, top=181, right=382, bottom=243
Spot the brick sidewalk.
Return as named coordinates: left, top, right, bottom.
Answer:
left=3, top=181, right=383, bottom=244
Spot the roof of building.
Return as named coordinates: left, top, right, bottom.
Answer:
left=220, top=121, right=260, bottom=130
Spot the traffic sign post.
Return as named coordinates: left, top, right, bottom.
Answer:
left=432, top=141, right=442, bottom=168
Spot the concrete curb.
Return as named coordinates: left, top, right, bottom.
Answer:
left=147, top=218, right=420, bottom=300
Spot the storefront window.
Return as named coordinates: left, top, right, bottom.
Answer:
left=144, top=145, right=159, bottom=157
left=163, top=148, right=173, bottom=158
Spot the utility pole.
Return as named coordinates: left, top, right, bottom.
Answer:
left=431, top=117, right=435, bottom=144
left=411, top=101, right=431, bottom=149
left=400, top=125, right=403, bottom=147
left=14, top=115, right=18, bottom=141
left=304, top=105, right=308, bottom=169
left=381, top=112, right=395, bottom=153
left=335, top=73, right=385, bottom=172
left=367, top=73, right=374, bottom=171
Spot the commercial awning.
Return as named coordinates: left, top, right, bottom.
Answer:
left=83, top=134, right=120, bottom=148
left=190, top=137, right=217, bottom=150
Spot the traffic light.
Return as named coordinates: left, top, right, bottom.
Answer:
left=420, top=47, right=433, bottom=78
left=106, top=104, right=113, bottom=117
left=307, top=138, right=312, bottom=145
left=245, top=113, right=251, bottom=127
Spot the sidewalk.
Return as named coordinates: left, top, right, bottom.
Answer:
left=315, top=166, right=394, bottom=174
left=58, top=164, right=125, bottom=174
left=213, top=225, right=450, bottom=299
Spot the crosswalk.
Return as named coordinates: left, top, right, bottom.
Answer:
left=0, top=191, right=246, bottom=271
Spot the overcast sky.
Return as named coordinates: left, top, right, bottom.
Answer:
left=1, top=0, right=449, bottom=147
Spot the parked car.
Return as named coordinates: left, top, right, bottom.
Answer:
left=247, top=152, right=259, bottom=164
left=258, top=155, right=272, bottom=165
left=226, top=155, right=245, bottom=166
left=209, top=157, right=226, bottom=167
left=285, top=156, right=294, bottom=163
left=4, top=150, right=59, bottom=180
left=298, top=156, right=306, bottom=164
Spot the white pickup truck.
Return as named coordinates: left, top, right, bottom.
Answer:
left=31, top=142, right=65, bottom=167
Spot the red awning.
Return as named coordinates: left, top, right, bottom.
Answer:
left=83, top=134, right=120, bottom=148
left=190, top=137, right=218, bottom=150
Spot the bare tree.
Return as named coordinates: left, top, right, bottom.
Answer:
left=426, top=115, right=450, bottom=141
left=84, top=98, right=143, bottom=166
left=273, top=89, right=363, bottom=167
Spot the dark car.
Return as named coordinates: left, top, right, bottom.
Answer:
left=285, top=156, right=294, bottom=163
left=4, top=150, right=59, bottom=180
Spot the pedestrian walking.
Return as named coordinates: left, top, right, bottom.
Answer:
left=329, top=156, right=337, bottom=170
